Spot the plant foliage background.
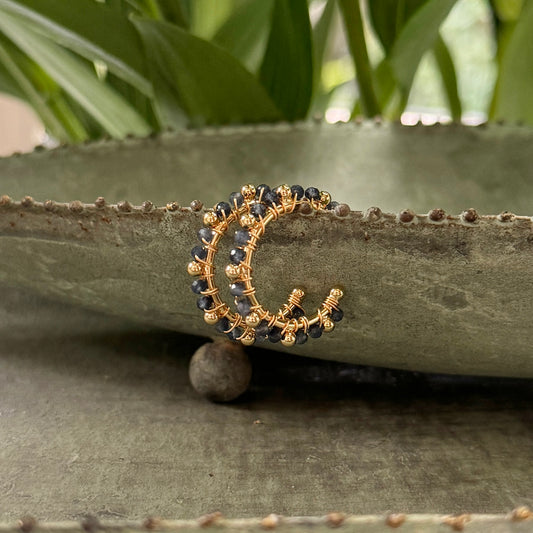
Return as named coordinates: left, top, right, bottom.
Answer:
left=0, top=0, right=530, bottom=142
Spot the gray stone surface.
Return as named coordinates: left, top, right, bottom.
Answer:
left=1, top=198, right=533, bottom=377
left=1, top=122, right=533, bottom=214
left=1, top=122, right=533, bottom=376
left=0, top=285, right=532, bottom=521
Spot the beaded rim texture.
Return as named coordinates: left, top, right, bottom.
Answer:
left=187, top=184, right=344, bottom=347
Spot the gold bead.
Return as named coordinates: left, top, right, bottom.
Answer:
left=240, top=330, right=256, bottom=346
left=323, top=318, right=335, bottom=332
left=245, top=312, right=261, bottom=327
left=281, top=332, right=296, bottom=347
left=204, top=311, right=219, bottom=325
left=241, top=184, right=256, bottom=200
left=292, top=288, right=305, bottom=300
left=330, top=287, right=344, bottom=300
left=276, top=184, right=292, bottom=199
left=203, top=210, right=218, bottom=226
left=225, top=264, right=240, bottom=279
left=187, top=261, right=202, bottom=276
left=319, top=191, right=331, bottom=208
left=240, top=213, right=256, bottom=228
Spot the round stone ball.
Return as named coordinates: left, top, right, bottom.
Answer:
left=189, top=341, right=252, bottom=402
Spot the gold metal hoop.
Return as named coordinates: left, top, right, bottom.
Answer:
left=188, top=184, right=344, bottom=346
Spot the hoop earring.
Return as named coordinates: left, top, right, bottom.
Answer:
left=188, top=184, right=344, bottom=347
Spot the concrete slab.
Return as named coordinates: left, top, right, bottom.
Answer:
left=0, top=286, right=532, bottom=520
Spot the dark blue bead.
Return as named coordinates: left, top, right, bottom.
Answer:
left=216, top=201, right=232, bottom=218
left=227, top=327, right=243, bottom=341
left=215, top=316, right=230, bottom=334
left=191, top=279, right=207, bottom=294
left=236, top=297, right=252, bottom=316
left=255, top=184, right=271, bottom=200
left=305, top=187, right=320, bottom=200
left=331, top=307, right=344, bottom=322
left=250, top=203, right=267, bottom=218
left=263, top=190, right=280, bottom=206
left=295, top=330, right=308, bottom=345
left=308, top=324, right=323, bottom=338
left=230, top=282, right=246, bottom=296
left=191, top=245, right=207, bottom=261
left=234, top=229, right=250, bottom=246
left=290, top=185, right=305, bottom=200
left=230, top=248, right=246, bottom=264
left=291, top=306, right=304, bottom=318
left=197, top=227, right=215, bottom=243
left=197, top=295, right=213, bottom=310
left=326, top=201, right=339, bottom=211
left=268, top=326, right=282, bottom=343
left=255, top=320, right=270, bottom=338
left=229, top=191, right=244, bottom=208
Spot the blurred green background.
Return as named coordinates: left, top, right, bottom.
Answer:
left=0, top=0, right=530, bottom=144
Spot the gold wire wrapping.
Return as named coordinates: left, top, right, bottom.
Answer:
left=188, top=184, right=344, bottom=345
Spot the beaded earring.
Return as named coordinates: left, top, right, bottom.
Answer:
left=188, top=184, right=344, bottom=346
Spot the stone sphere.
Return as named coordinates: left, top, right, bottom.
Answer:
left=189, top=341, right=252, bottom=402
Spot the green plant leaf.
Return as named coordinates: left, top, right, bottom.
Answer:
left=0, top=11, right=152, bottom=139
left=351, top=58, right=406, bottom=120
left=339, top=0, right=380, bottom=117
left=433, top=33, right=461, bottom=121
left=132, top=17, right=282, bottom=128
left=0, top=0, right=151, bottom=96
left=191, top=0, right=237, bottom=39
left=309, top=0, right=337, bottom=116
left=491, top=0, right=523, bottom=21
left=155, top=0, right=190, bottom=27
left=126, top=0, right=188, bottom=25
left=389, top=0, right=458, bottom=91
left=5, top=38, right=94, bottom=141
left=0, top=59, right=24, bottom=100
left=212, top=0, right=273, bottom=73
left=368, top=0, right=427, bottom=54
left=365, top=0, right=457, bottom=117
left=312, top=0, right=336, bottom=96
left=491, top=0, right=533, bottom=124
left=0, top=35, right=78, bottom=141
left=259, top=0, right=313, bottom=120
left=55, top=90, right=108, bottom=140
left=107, top=71, right=160, bottom=131
left=373, top=58, right=397, bottom=110
left=46, top=93, right=95, bottom=142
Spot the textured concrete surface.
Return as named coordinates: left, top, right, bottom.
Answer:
left=2, top=123, right=533, bottom=375
left=0, top=285, right=532, bottom=521
left=1, top=122, right=533, bottom=214
left=1, top=199, right=533, bottom=376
